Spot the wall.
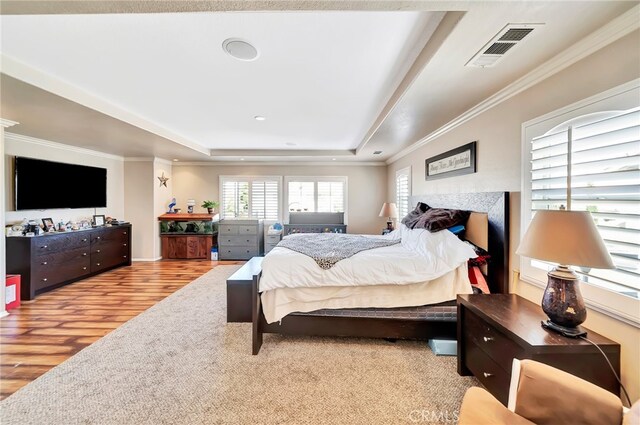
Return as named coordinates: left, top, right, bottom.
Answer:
left=172, top=163, right=388, bottom=235
left=153, top=159, right=172, bottom=259
left=4, top=133, right=125, bottom=225
left=387, top=30, right=640, bottom=400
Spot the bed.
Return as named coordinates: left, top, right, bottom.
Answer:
left=251, top=191, right=509, bottom=354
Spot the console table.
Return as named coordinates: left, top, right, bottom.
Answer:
left=6, top=224, right=132, bottom=300
left=457, top=294, right=621, bottom=405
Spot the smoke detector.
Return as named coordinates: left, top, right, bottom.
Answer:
left=466, top=24, right=543, bottom=68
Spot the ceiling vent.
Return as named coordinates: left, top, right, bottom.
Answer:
left=373, top=150, right=383, bottom=155
left=466, top=24, right=542, bottom=68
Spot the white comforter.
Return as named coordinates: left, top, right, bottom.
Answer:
left=259, top=226, right=477, bottom=291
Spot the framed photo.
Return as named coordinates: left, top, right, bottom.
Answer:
left=425, top=141, right=477, bottom=180
left=93, top=215, right=106, bottom=227
left=41, top=217, right=54, bottom=230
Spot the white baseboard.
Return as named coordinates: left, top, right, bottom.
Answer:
left=132, top=257, right=162, bottom=262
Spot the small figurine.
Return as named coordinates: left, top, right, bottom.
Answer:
left=168, top=197, right=177, bottom=214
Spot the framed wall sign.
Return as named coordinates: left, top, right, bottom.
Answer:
left=425, top=141, right=477, bottom=180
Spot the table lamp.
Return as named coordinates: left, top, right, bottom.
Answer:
left=379, top=202, right=398, bottom=230
left=516, top=210, right=614, bottom=337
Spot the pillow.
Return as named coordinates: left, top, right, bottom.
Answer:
left=447, top=224, right=465, bottom=235
left=400, top=202, right=431, bottom=229
left=413, top=208, right=471, bottom=232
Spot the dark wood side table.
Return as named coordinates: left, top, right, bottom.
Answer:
left=457, top=294, right=621, bottom=405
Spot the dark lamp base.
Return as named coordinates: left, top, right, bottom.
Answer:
left=541, top=320, right=587, bottom=338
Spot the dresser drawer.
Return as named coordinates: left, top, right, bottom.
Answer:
left=219, top=235, right=258, bottom=246
left=219, top=224, right=239, bottom=235
left=219, top=246, right=259, bottom=260
left=32, top=254, right=91, bottom=290
left=237, top=225, right=258, bottom=235
left=465, top=341, right=511, bottom=404
left=91, top=228, right=128, bottom=245
left=34, top=233, right=90, bottom=256
left=464, top=310, right=524, bottom=372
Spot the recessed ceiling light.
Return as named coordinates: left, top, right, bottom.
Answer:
left=173, top=158, right=179, bottom=162
left=223, top=38, right=259, bottom=61
left=286, top=142, right=297, bottom=146
left=240, top=158, right=245, bottom=161
left=254, top=115, right=266, bottom=121
left=332, top=158, right=336, bottom=161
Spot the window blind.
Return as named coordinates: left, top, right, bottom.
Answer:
left=396, top=168, right=410, bottom=220
left=221, top=180, right=249, bottom=220
left=317, top=182, right=344, bottom=213
left=529, top=107, right=640, bottom=292
left=251, top=180, right=279, bottom=220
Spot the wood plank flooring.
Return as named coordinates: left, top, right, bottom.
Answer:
left=0, top=259, right=242, bottom=400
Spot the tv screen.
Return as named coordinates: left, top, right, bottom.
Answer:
left=15, top=157, right=107, bottom=210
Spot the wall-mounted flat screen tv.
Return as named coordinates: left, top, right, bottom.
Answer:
left=15, top=157, right=107, bottom=210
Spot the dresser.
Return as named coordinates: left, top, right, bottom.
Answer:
left=457, top=294, right=620, bottom=405
left=218, top=220, right=264, bottom=260
left=6, top=225, right=132, bottom=300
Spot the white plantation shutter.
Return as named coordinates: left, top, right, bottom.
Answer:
left=251, top=180, right=279, bottom=220
left=220, top=176, right=281, bottom=220
left=221, top=180, right=249, bottom=219
left=317, top=182, right=344, bottom=212
left=288, top=181, right=315, bottom=212
left=396, top=167, right=411, bottom=220
left=528, top=107, right=640, bottom=293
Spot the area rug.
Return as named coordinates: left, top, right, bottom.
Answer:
left=1, top=266, right=478, bottom=424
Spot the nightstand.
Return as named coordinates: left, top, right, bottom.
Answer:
left=457, top=294, right=620, bottom=405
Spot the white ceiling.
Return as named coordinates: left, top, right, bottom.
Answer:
left=0, top=1, right=637, bottom=162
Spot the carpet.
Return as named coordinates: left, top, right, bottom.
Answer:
left=1, top=265, right=479, bottom=424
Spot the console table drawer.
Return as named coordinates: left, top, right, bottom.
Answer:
left=32, top=256, right=91, bottom=290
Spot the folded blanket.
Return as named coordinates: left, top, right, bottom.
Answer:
left=277, top=233, right=400, bottom=270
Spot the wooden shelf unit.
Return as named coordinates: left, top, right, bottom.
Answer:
left=158, top=213, right=216, bottom=260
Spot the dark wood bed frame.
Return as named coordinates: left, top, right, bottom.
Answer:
left=252, top=191, right=509, bottom=354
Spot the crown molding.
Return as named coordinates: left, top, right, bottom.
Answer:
left=5, top=132, right=124, bottom=161
left=0, top=54, right=210, bottom=156
left=387, top=4, right=640, bottom=164
left=154, top=157, right=173, bottom=166
left=0, top=118, right=19, bottom=128
left=123, top=157, right=154, bottom=162
left=173, top=161, right=386, bottom=167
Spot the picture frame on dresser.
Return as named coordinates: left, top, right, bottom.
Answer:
left=93, top=214, right=105, bottom=227
left=41, top=217, right=54, bottom=231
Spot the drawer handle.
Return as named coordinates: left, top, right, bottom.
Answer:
left=97, top=237, right=101, bottom=240
left=83, top=253, right=87, bottom=256
left=123, top=243, right=127, bottom=247
left=42, top=245, right=48, bottom=249
left=83, top=267, right=87, bottom=270
left=41, top=261, right=47, bottom=265
left=483, top=372, right=494, bottom=378
left=96, top=249, right=101, bottom=253
left=123, top=255, right=127, bottom=258
left=246, top=240, right=250, bottom=243
left=96, top=263, right=101, bottom=266
left=483, top=336, right=494, bottom=342
left=123, top=232, right=127, bottom=235
left=82, top=238, right=88, bottom=242
left=42, top=278, right=48, bottom=282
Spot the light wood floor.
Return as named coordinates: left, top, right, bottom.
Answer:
left=0, top=259, right=242, bottom=400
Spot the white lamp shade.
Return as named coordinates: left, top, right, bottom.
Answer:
left=516, top=210, right=614, bottom=269
left=379, top=202, right=398, bottom=219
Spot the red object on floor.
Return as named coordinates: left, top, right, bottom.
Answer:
left=468, top=266, right=491, bottom=294
left=5, top=275, right=21, bottom=310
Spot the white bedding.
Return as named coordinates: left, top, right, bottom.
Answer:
left=261, top=264, right=472, bottom=323
left=259, top=226, right=477, bottom=292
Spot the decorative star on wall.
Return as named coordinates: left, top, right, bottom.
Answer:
left=158, top=172, right=170, bottom=187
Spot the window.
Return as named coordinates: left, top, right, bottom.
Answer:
left=522, top=81, right=639, bottom=325
left=284, top=177, right=347, bottom=220
left=396, top=167, right=411, bottom=220
left=220, top=176, right=281, bottom=220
